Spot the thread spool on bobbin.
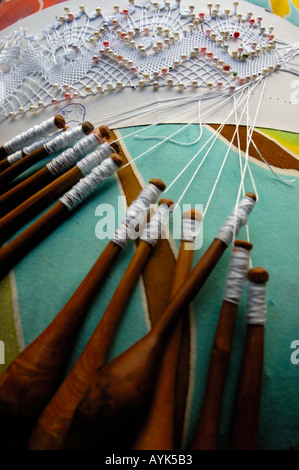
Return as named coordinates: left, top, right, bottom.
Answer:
left=0, top=121, right=95, bottom=189
left=231, top=266, right=269, bottom=450
left=0, top=114, right=66, bottom=159
left=191, top=238, right=253, bottom=450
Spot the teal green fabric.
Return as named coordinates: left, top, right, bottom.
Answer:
left=4, top=0, right=299, bottom=450
left=118, top=125, right=299, bottom=450
left=12, top=123, right=299, bottom=449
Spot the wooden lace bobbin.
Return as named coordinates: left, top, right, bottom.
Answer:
left=0, top=144, right=119, bottom=245
left=0, top=126, right=112, bottom=217
left=231, top=267, right=269, bottom=450
left=63, top=194, right=256, bottom=450
left=0, top=178, right=165, bottom=450
left=0, top=126, right=68, bottom=173
left=132, top=209, right=202, bottom=450
left=28, top=198, right=174, bottom=450
left=0, top=121, right=95, bottom=189
left=190, top=239, right=253, bottom=450
left=0, top=154, right=123, bottom=280
left=0, top=115, right=66, bottom=160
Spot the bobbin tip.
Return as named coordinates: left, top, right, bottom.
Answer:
left=54, top=114, right=66, bottom=129
left=245, top=192, right=257, bottom=201
left=149, top=178, right=166, bottom=192
left=63, top=126, right=70, bottom=131
left=110, top=153, right=123, bottom=167
left=248, top=267, right=269, bottom=283
left=183, top=209, right=202, bottom=221
left=110, top=142, right=121, bottom=154
left=158, top=198, right=175, bottom=209
left=98, top=125, right=110, bottom=139
left=234, top=239, right=253, bottom=251
left=82, top=121, right=94, bottom=134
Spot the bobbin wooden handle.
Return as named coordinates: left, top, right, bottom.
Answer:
left=191, top=240, right=253, bottom=450
left=0, top=115, right=66, bottom=160
left=29, top=240, right=154, bottom=450
left=31, top=200, right=174, bottom=450
left=132, top=210, right=200, bottom=450
left=0, top=157, right=11, bottom=172
left=0, top=146, right=50, bottom=189
left=231, top=267, right=269, bottom=450
left=0, top=121, right=94, bottom=190
left=0, top=240, right=122, bottom=449
left=63, top=202, right=255, bottom=449
left=0, top=126, right=114, bottom=217
left=0, top=166, right=83, bottom=245
left=0, top=167, right=57, bottom=218
left=0, top=202, right=69, bottom=280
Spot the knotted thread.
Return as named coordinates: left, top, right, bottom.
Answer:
left=3, top=117, right=59, bottom=154
left=60, top=157, right=118, bottom=211
left=77, top=142, right=113, bottom=176
left=216, top=196, right=256, bottom=246
left=181, top=217, right=201, bottom=243
left=44, top=125, right=86, bottom=154
left=223, top=247, right=251, bottom=305
left=7, top=129, right=63, bottom=165
left=47, top=132, right=104, bottom=176
left=140, top=202, right=173, bottom=247
left=111, top=183, right=162, bottom=248
left=246, top=283, right=267, bottom=326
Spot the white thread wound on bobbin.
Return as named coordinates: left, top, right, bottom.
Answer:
left=7, top=129, right=63, bottom=165
left=46, top=132, right=102, bottom=176
left=223, top=248, right=251, bottom=305
left=140, top=203, right=173, bottom=247
left=112, top=183, right=162, bottom=248
left=44, top=125, right=86, bottom=155
left=216, top=196, right=256, bottom=246
left=3, top=117, right=59, bottom=154
left=246, top=283, right=267, bottom=325
left=77, top=142, right=113, bottom=176
left=181, top=217, right=201, bottom=243
left=60, top=158, right=118, bottom=211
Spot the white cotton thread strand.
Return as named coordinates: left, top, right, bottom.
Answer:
left=140, top=203, right=173, bottom=247
left=44, top=125, right=87, bottom=155
left=234, top=78, right=267, bottom=218
left=134, top=100, right=203, bottom=147
left=216, top=195, right=256, bottom=246
left=77, top=142, right=113, bottom=176
left=165, top=79, right=264, bottom=201
left=202, top=88, right=255, bottom=220
left=60, top=157, right=119, bottom=211
left=223, top=248, right=251, bottom=305
left=246, top=283, right=267, bottom=326
left=111, top=183, right=162, bottom=248
left=181, top=217, right=201, bottom=243
left=47, top=132, right=103, bottom=175
left=3, top=117, right=60, bottom=154
left=7, top=129, right=63, bottom=166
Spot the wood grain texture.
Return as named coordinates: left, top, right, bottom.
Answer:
left=0, top=202, right=69, bottom=280
left=0, top=166, right=83, bottom=244
left=62, top=236, right=231, bottom=450
left=29, top=241, right=154, bottom=450
left=0, top=166, right=57, bottom=217
left=191, top=241, right=253, bottom=450
left=0, top=240, right=121, bottom=449
left=0, top=146, right=49, bottom=189
left=132, top=239, right=195, bottom=450
left=231, top=325, right=264, bottom=450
